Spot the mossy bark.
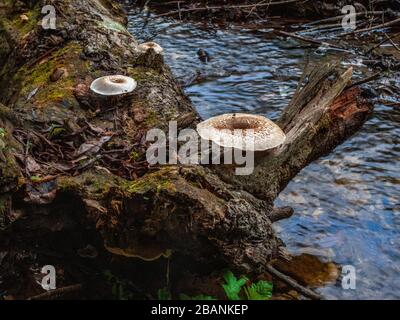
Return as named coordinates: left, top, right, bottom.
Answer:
left=0, top=0, right=373, bottom=298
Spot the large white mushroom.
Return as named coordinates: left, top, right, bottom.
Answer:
left=137, top=42, right=164, bottom=55
left=197, top=113, right=286, bottom=151
left=90, top=75, right=137, bottom=96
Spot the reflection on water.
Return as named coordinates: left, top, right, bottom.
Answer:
left=128, top=11, right=400, bottom=299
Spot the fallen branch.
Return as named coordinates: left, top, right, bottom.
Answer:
left=266, top=265, right=322, bottom=300
left=365, top=33, right=400, bottom=54
left=379, top=99, right=400, bottom=107
left=346, top=72, right=382, bottom=89
left=340, top=17, right=400, bottom=37
left=305, top=11, right=385, bottom=26
left=276, top=30, right=349, bottom=52
left=385, top=33, right=400, bottom=52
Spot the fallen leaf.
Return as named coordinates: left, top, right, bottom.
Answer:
left=83, top=199, right=107, bottom=214
left=26, top=156, right=41, bottom=174
left=26, top=87, right=39, bottom=101
left=86, top=121, right=105, bottom=135
left=74, top=135, right=112, bottom=158
left=24, top=180, right=57, bottom=205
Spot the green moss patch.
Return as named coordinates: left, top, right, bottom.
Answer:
left=16, top=43, right=90, bottom=110
left=125, top=168, right=177, bottom=195
left=1, top=2, right=41, bottom=40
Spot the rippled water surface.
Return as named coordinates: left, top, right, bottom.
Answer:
left=128, top=11, right=400, bottom=299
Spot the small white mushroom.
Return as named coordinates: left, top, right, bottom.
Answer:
left=197, top=113, right=286, bottom=151
left=90, top=75, right=137, bottom=96
left=138, top=42, right=164, bottom=55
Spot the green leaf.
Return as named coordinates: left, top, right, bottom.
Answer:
left=157, top=287, right=172, bottom=300
left=179, top=293, right=216, bottom=300
left=222, top=270, right=248, bottom=300
left=244, top=280, right=273, bottom=300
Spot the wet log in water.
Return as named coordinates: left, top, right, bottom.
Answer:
left=0, top=0, right=373, bottom=298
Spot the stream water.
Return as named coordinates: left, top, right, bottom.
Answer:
left=127, top=10, right=400, bottom=299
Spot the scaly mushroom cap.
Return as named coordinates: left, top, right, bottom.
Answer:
left=138, top=42, right=164, bottom=55
left=90, top=75, right=137, bottom=96
left=197, top=113, right=286, bottom=151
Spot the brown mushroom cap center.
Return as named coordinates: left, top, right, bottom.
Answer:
left=110, top=77, right=125, bottom=84
left=214, top=116, right=261, bottom=131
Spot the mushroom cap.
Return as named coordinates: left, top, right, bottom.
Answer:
left=197, top=113, right=286, bottom=151
left=90, top=75, right=137, bottom=96
left=138, top=42, right=164, bottom=55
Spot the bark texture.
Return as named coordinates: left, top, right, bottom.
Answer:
left=0, top=0, right=373, bottom=297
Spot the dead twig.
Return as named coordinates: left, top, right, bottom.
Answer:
left=155, top=0, right=307, bottom=18
left=365, top=33, right=400, bottom=54
left=27, top=284, right=82, bottom=300
left=305, top=11, right=384, bottom=26
left=276, top=30, right=349, bottom=52
left=266, top=265, right=322, bottom=300
left=27, top=46, right=59, bottom=69
left=379, top=100, right=400, bottom=107
left=385, top=33, right=400, bottom=52
left=340, top=17, right=400, bottom=37
left=346, top=72, right=382, bottom=89
left=246, top=0, right=269, bottom=18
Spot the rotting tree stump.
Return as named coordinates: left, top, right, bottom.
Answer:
left=0, top=0, right=373, bottom=298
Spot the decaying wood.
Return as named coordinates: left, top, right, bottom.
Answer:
left=0, top=0, right=373, bottom=298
